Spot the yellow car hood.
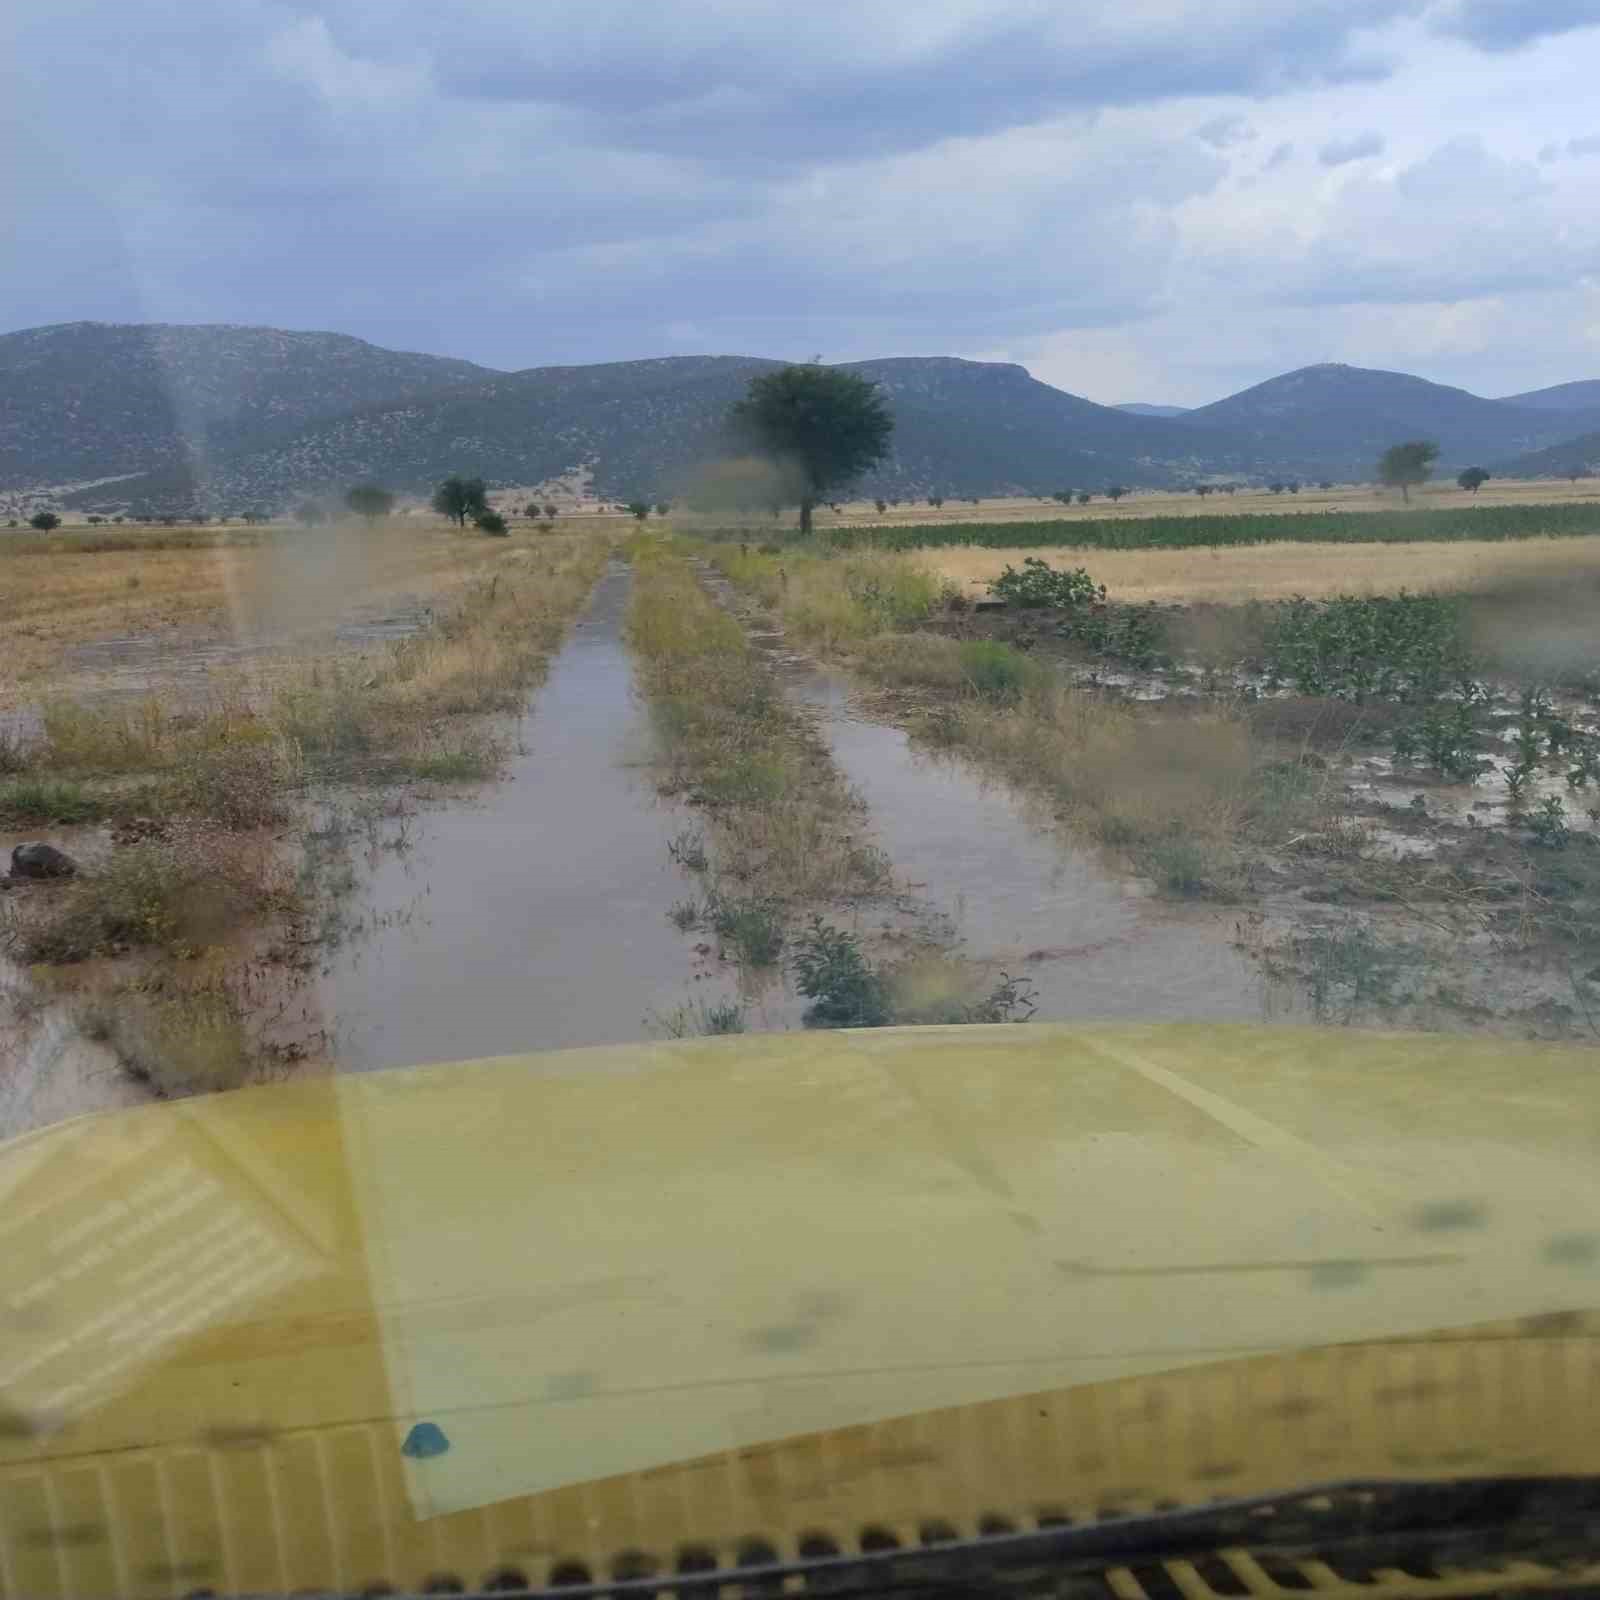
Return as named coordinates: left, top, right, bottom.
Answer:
left=3, top=1022, right=1599, bottom=1596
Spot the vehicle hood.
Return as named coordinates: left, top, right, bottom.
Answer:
left=3, top=1023, right=1599, bottom=1594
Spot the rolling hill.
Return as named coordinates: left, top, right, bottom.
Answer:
left=1173, top=363, right=1600, bottom=481
left=1494, top=430, right=1600, bottom=480
left=0, top=322, right=494, bottom=495
left=1495, top=380, right=1600, bottom=412
left=4, top=323, right=1600, bottom=514
left=50, top=348, right=1264, bottom=514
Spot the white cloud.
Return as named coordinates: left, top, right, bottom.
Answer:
left=1319, top=129, right=1387, bottom=164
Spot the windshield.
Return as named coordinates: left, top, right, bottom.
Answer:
left=4, top=5, right=1600, bottom=1596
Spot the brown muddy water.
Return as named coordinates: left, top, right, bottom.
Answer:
left=316, top=564, right=748, bottom=1068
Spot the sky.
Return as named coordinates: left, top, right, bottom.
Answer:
left=3, top=0, right=1599, bottom=405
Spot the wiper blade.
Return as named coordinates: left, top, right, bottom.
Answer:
left=439, top=1476, right=1600, bottom=1600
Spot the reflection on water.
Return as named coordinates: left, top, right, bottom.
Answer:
left=319, top=563, right=732, bottom=1068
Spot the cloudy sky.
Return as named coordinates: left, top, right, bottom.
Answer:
left=4, top=0, right=1599, bottom=404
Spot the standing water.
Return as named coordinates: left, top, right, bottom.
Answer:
left=797, top=674, right=1273, bottom=1021
left=318, top=563, right=727, bottom=1068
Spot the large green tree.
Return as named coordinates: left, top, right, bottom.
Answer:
left=1377, top=440, right=1439, bottom=503
left=432, top=475, right=488, bottom=527
left=730, top=365, right=893, bottom=534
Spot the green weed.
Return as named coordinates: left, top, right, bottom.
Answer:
left=707, top=891, right=786, bottom=967
left=0, top=778, right=104, bottom=826
left=958, top=640, right=1034, bottom=701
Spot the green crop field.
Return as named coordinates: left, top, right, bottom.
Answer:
left=825, top=501, right=1600, bottom=552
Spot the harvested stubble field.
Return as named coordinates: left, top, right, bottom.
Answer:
left=0, top=518, right=611, bottom=1113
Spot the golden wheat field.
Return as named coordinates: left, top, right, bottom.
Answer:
left=925, top=533, right=1600, bottom=605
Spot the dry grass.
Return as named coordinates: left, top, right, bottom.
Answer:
left=0, top=517, right=559, bottom=706
left=74, top=972, right=266, bottom=1098
left=925, top=534, right=1600, bottom=605
left=3, top=825, right=294, bottom=964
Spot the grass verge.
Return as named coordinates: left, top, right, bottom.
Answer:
left=626, top=541, right=889, bottom=965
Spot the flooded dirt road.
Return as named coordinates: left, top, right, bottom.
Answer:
left=794, top=673, right=1277, bottom=1022
left=318, top=563, right=733, bottom=1068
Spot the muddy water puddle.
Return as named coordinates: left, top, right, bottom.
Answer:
left=316, top=564, right=742, bottom=1068
left=791, top=672, right=1277, bottom=1022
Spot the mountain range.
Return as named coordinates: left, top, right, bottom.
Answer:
left=3, top=322, right=1598, bottom=515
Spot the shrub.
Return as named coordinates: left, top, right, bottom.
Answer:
left=475, top=510, right=509, bottom=536
left=29, top=511, right=60, bottom=531
left=792, top=918, right=890, bottom=1027
left=988, top=557, right=1103, bottom=609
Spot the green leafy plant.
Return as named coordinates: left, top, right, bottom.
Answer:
left=791, top=918, right=890, bottom=1027
left=987, top=557, right=1104, bottom=610
left=1528, top=794, right=1571, bottom=849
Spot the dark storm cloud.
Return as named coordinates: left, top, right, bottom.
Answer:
left=306, top=0, right=1423, bottom=167
left=1430, top=0, right=1600, bottom=50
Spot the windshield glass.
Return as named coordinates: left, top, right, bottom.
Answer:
left=4, top=5, right=1600, bottom=1596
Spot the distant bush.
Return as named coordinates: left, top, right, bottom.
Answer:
left=474, top=510, right=509, bottom=536
left=626, top=500, right=651, bottom=521
left=543, top=502, right=558, bottom=520
left=1076, top=491, right=1092, bottom=505
left=29, top=511, right=60, bottom=531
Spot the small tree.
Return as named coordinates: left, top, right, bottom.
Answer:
left=1569, top=466, right=1585, bottom=483
left=729, top=365, right=893, bottom=534
left=29, top=510, right=60, bottom=531
left=1076, top=491, right=1092, bottom=505
left=874, top=498, right=888, bottom=514
left=1318, top=480, right=1334, bottom=490
left=432, top=476, right=488, bottom=527
left=475, top=509, right=509, bottom=536
left=1377, top=440, right=1439, bottom=503
left=1105, top=485, right=1127, bottom=503
left=1195, top=484, right=1213, bottom=497
left=294, top=500, right=326, bottom=527
left=1287, top=480, right=1300, bottom=494
left=1268, top=481, right=1286, bottom=495
left=654, top=501, right=671, bottom=517
left=345, top=484, right=395, bottom=523
left=543, top=502, right=558, bottom=520
left=1458, top=466, right=1491, bottom=494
